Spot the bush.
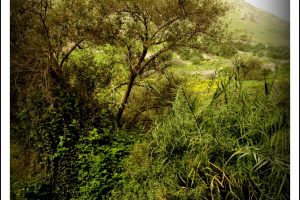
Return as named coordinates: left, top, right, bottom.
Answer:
left=177, top=49, right=205, bottom=62
left=123, top=72, right=182, bottom=127
left=235, top=42, right=253, bottom=52
left=10, top=46, right=129, bottom=199
left=11, top=85, right=133, bottom=200
left=237, top=56, right=266, bottom=80
left=266, top=45, right=290, bottom=60
left=76, top=128, right=134, bottom=199
left=178, top=49, right=194, bottom=61
left=190, top=55, right=203, bottom=65
left=217, top=43, right=238, bottom=58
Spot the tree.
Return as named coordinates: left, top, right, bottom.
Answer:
left=11, top=0, right=231, bottom=198
left=10, top=1, right=110, bottom=198
left=10, top=0, right=85, bottom=114
left=87, top=0, right=229, bottom=126
left=11, top=0, right=230, bottom=127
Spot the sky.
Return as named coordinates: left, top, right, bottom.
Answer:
left=246, top=0, right=290, bottom=21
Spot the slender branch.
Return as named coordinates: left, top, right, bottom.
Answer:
left=132, top=106, right=163, bottom=122
left=59, top=39, right=84, bottom=67
left=150, top=15, right=183, bottom=41
left=126, top=45, right=134, bottom=72
left=38, top=12, right=52, bottom=58
left=138, top=46, right=170, bottom=75
left=154, top=39, right=168, bottom=45
left=117, top=9, right=143, bottom=23
left=113, top=82, right=128, bottom=90
left=134, top=46, right=148, bottom=74
left=143, top=16, right=149, bottom=41
left=118, top=39, right=135, bottom=72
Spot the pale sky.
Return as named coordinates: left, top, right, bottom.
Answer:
left=246, top=0, right=290, bottom=21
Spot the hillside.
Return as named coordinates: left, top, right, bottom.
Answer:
left=226, top=0, right=290, bottom=46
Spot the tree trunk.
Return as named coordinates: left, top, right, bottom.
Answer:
left=117, top=73, right=136, bottom=127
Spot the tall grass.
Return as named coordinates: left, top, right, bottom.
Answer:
left=110, top=70, right=289, bottom=199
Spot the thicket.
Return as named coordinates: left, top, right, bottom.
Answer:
left=110, top=70, right=290, bottom=200
left=10, top=0, right=289, bottom=199
left=11, top=50, right=134, bottom=199
left=236, top=42, right=290, bottom=60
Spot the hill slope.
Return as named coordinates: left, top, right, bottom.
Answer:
left=226, top=0, right=290, bottom=46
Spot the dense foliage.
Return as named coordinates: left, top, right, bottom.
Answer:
left=110, top=72, right=289, bottom=199
left=10, top=0, right=290, bottom=199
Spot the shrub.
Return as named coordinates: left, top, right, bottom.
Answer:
left=190, top=55, right=204, bottom=65
left=237, top=56, right=266, bottom=80
left=266, top=45, right=290, bottom=60
left=123, top=72, right=182, bottom=127
left=178, top=49, right=194, bottom=61
left=76, top=128, right=134, bottom=199
left=10, top=46, right=128, bottom=199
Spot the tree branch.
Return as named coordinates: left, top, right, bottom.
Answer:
left=132, top=105, right=163, bottom=122
left=150, top=15, right=184, bottom=41
left=134, top=45, right=148, bottom=74
left=113, top=82, right=128, bottom=90
left=138, top=46, right=170, bottom=75
left=59, top=39, right=84, bottom=67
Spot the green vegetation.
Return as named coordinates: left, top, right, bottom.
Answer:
left=10, top=0, right=289, bottom=199
left=225, top=0, right=290, bottom=47
left=111, top=77, right=289, bottom=199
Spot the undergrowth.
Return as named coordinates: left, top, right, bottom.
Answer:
left=111, top=71, right=289, bottom=200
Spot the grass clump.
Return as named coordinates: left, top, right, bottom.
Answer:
left=111, top=72, right=289, bottom=200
